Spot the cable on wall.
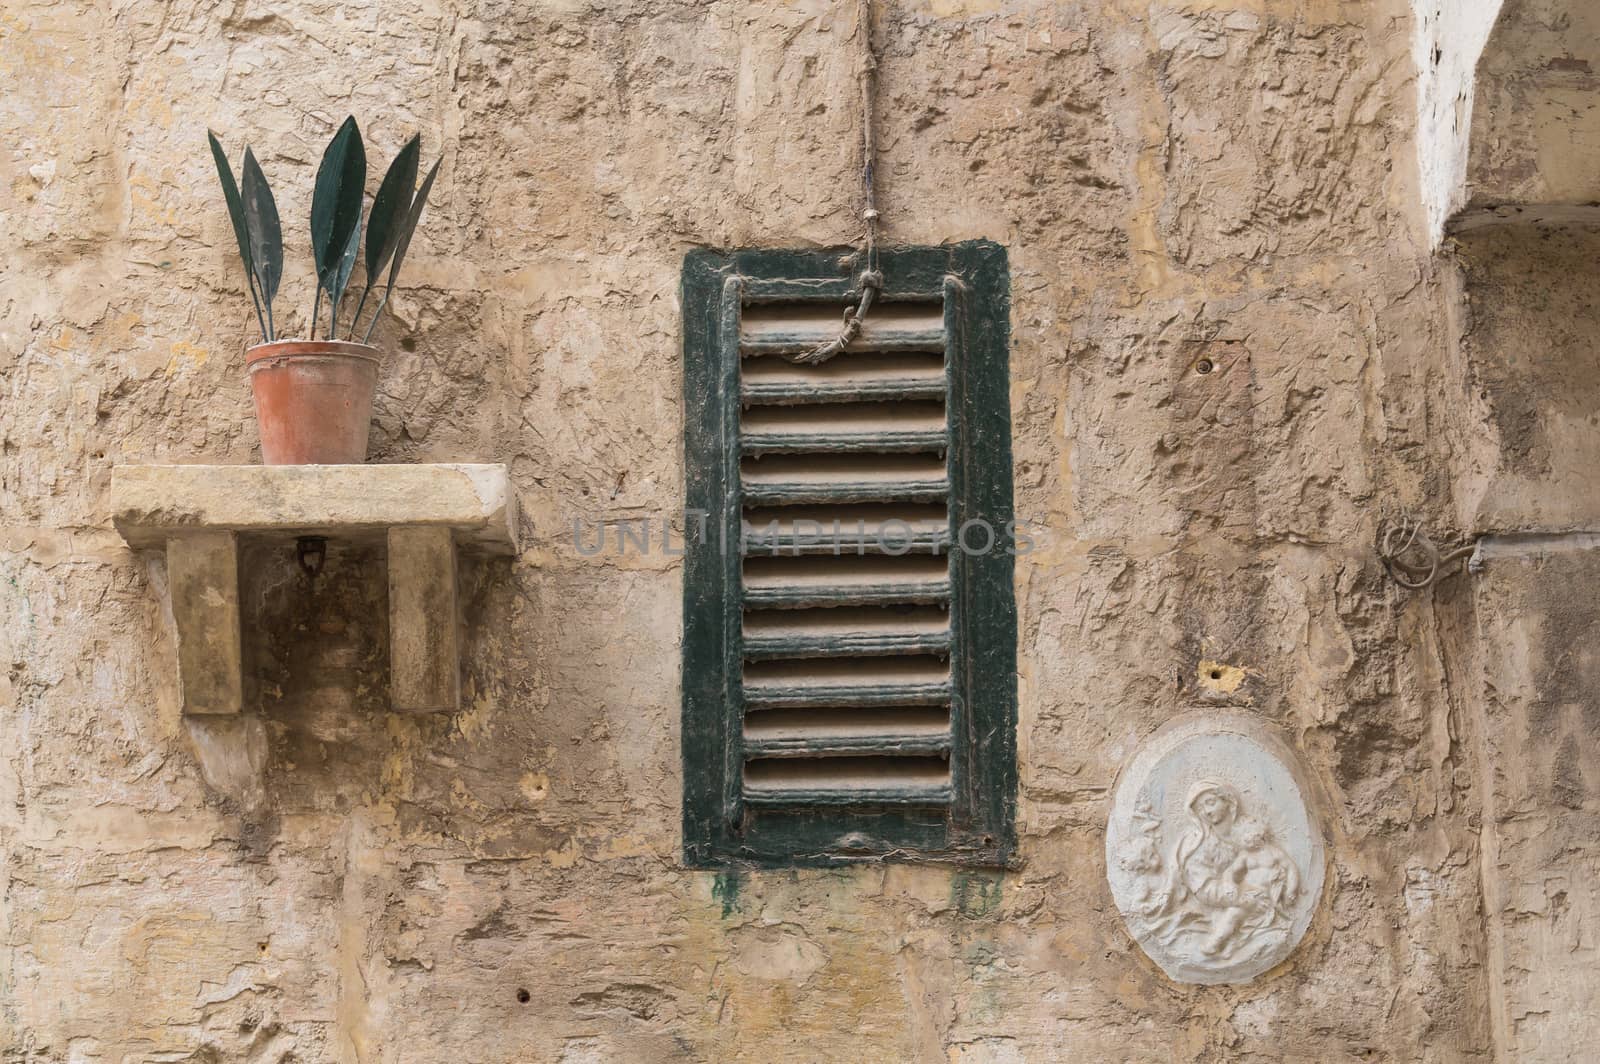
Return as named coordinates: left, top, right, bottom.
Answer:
left=790, top=0, right=883, bottom=366
left=1378, top=516, right=1480, bottom=591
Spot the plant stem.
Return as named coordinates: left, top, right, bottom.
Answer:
left=310, top=289, right=321, bottom=342
left=361, top=292, right=389, bottom=345
left=247, top=273, right=268, bottom=344
left=265, top=294, right=276, bottom=343
left=349, top=283, right=373, bottom=344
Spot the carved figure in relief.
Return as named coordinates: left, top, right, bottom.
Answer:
left=1130, top=779, right=1303, bottom=966
left=1118, top=797, right=1167, bottom=913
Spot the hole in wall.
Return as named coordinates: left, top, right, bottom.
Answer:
left=516, top=988, right=531, bottom=1004
left=1197, top=660, right=1248, bottom=695
left=1194, top=358, right=1215, bottom=375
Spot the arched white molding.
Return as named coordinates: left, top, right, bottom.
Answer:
left=1417, top=0, right=1600, bottom=244
left=1413, top=0, right=1505, bottom=245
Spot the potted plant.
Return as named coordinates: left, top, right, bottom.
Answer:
left=208, top=117, right=440, bottom=464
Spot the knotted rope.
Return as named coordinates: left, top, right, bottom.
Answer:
left=790, top=0, right=882, bottom=366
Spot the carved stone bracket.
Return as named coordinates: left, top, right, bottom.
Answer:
left=111, top=463, right=519, bottom=715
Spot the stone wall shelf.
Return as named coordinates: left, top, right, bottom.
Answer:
left=111, top=463, right=520, bottom=716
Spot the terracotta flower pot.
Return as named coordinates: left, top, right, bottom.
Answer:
left=246, top=340, right=379, bottom=465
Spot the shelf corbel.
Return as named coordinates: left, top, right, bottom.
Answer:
left=112, top=463, right=520, bottom=715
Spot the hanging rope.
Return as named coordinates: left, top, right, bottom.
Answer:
left=790, top=0, right=882, bottom=366
left=1378, top=516, right=1479, bottom=591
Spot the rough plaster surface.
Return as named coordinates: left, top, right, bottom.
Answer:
left=0, top=0, right=1590, bottom=1059
left=1446, top=226, right=1600, bottom=535
left=1441, top=541, right=1600, bottom=1060
left=1465, top=0, right=1600, bottom=215
left=1426, top=225, right=1600, bottom=1060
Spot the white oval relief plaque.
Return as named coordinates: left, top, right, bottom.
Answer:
left=1106, top=714, right=1325, bottom=985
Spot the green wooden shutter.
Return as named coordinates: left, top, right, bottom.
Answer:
left=682, top=242, right=1016, bottom=869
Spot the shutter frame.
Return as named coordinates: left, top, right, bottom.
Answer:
left=681, top=242, right=1017, bottom=869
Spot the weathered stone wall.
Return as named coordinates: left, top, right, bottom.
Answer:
left=3, top=0, right=1588, bottom=1060
left=1466, top=0, right=1600, bottom=216
left=1431, top=225, right=1600, bottom=1060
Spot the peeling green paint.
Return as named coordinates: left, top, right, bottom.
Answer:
left=951, top=871, right=1003, bottom=918
left=712, top=871, right=742, bottom=917
left=5, top=570, right=32, bottom=639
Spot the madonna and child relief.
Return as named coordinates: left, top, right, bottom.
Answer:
left=1106, top=715, right=1325, bottom=985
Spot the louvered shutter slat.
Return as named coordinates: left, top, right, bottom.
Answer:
left=742, top=581, right=951, bottom=609
left=735, top=297, right=954, bottom=804
left=742, top=631, right=952, bottom=660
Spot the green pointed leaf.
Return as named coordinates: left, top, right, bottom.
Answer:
left=366, top=135, right=420, bottom=288
left=240, top=147, right=282, bottom=306
left=385, top=155, right=440, bottom=294
left=207, top=131, right=253, bottom=281
left=333, top=212, right=362, bottom=320
left=311, top=116, right=366, bottom=307
left=363, top=155, right=440, bottom=344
